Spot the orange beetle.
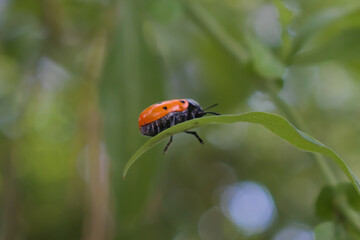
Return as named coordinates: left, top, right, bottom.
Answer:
left=138, top=99, right=219, bottom=152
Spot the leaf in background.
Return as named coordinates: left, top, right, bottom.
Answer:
left=293, top=29, right=360, bottom=65
left=244, top=35, right=285, bottom=80
left=316, top=186, right=336, bottom=220
left=314, top=222, right=337, bottom=240
left=272, top=0, right=294, bottom=60
left=289, top=5, right=360, bottom=58
left=273, top=0, right=293, bottom=28
left=337, top=183, right=360, bottom=212
left=316, top=183, right=360, bottom=222
left=123, top=112, right=360, bottom=199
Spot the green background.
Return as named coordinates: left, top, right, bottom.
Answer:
left=1, top=0, right=360, bottom=239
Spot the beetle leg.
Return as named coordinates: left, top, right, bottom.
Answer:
left=184, top=131, right=204, bottom=144
left=163, top=135, right=173, bottom=153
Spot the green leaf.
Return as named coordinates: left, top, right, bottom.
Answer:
left=294, top=29, right=360, bottom=65
left=316, top=186, right=336, bottom=220
left=122, top=112, right=360, bottom=198
left=272, top=0, right=293, bottom=61
left=314, top=222, right=337, bottom=240
left=244, top=35, right=285, bottom=80
left=316, top=183, right=360, bottom=222
left=273, top=0, right=293, bottom=28
left=290, top=5, right=360, bottom=59
left=337, top=183, right=360, bottom=212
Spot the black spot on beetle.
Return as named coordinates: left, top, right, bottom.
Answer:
left=163, top=106, right=168, bottom=110
left=180, top=100, right=185, bottom=104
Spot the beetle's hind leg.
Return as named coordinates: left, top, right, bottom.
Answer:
left=163, top=136, right=173, bottom=153
left=185, top=131, right=204, bottom=144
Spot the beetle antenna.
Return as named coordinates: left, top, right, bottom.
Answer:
left=204, top=103, right=218, bottom=111
left=204, top=111, right=221, bottom=116
left=203, top=103, right=220, bottom=116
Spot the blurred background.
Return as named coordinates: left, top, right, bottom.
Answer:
left=1, top=0, right=360, bottom=239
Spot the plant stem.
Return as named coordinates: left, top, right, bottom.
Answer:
left=81, top=33, right=110, bottom=240
left=183, top=0, right=249, bottom=63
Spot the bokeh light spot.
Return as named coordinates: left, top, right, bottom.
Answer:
left=247, top=91, right=276, bottom=111
left=221, top=181, right=277, bottom=236
left=273, top=224, right=314, bottom=240
left=252, top=4, right=282, bottom=46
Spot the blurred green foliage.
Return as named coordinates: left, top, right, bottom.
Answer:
left=1, top=0, right=360, bottom=239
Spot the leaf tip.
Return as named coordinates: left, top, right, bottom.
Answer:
left=122, top=168, right=129, bottom=179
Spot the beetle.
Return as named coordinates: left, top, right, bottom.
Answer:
left=138, top=99, right=219, bottom=152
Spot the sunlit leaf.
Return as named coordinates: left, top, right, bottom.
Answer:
left=123, top=112, right=360, bottom=198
